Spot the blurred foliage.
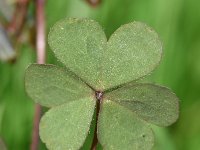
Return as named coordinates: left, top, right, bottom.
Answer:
left=0, top=24, right=16, bottom=61
left=0, top=0, right=200, bottom=149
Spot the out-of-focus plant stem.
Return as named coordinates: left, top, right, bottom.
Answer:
left=30, top=0, right=46, bottom=150
left=7, top=0, right=30, bottom=37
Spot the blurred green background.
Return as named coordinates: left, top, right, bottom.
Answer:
left=0, top=0, right=200, bottom=149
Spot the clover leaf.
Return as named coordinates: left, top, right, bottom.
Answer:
left=25, top=18, right=179, bottom=150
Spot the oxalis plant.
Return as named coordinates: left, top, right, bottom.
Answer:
left=25, top=18, right=179, bottom=150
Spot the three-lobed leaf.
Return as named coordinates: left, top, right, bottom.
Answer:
left=25, top=18, right=179, bottom=150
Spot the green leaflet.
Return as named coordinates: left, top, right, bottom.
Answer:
left=48, top=18, right=107, bottom=90
left=105, top=83, right=179, bottom=126
left=40, top=97, right=95, bottom=150
left=25, top=64, right=93, bottom=107
left=102, top=22, right=162, bottom=89
left=98, top=100, right=154, bottom=150
left=48, top=18, right=162, bottom=90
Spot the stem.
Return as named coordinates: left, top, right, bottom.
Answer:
left=91, top=101, right=100, bottom=150
left=30, top=105, right=42, bottom=150
left=30, top=0, right=46, bottom=150
left=91, top=92, right=103, bottom=150
left=7, top=0, right=30, bottom=37
left=36, top=0, right=46, bottom=64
